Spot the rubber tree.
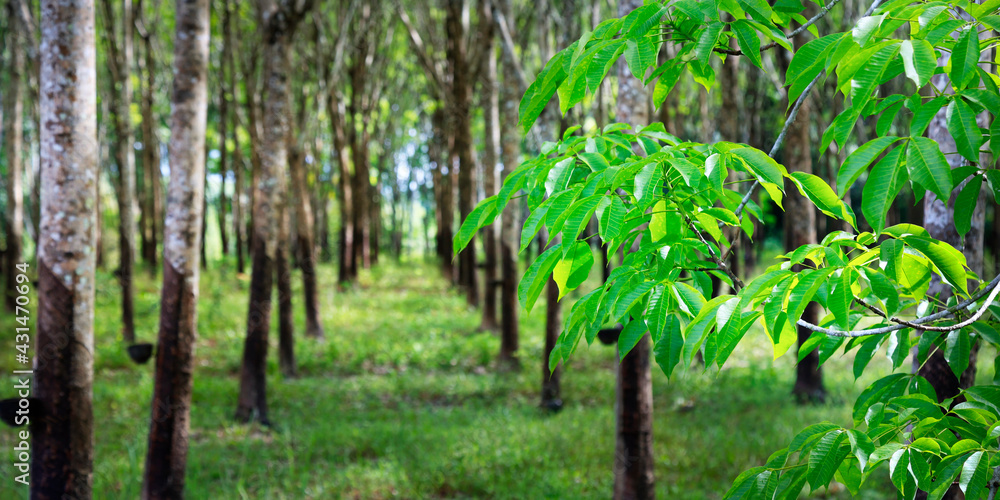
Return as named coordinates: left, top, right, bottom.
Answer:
left=236, top=0, right=314, bottom=425
left=141, top=0, right=210, bottom=497
left=4, top=0, right=25, bottom=312
left=614, top=1, right=655, bottom=497
left=32, top=0, right=98, bottom=496
left=496, top=0, right=521, bottom=368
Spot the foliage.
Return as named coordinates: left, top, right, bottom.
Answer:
left=455, top=0, right=1000, bottom=497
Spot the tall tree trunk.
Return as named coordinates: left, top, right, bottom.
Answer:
left=228, top=0, right=245, bottom=273
left=103, top=0, right=138, bottom=343
left=137, top=6, right=160, bottom=270
left=614, top=2, right=655, bottom=498
left=4, top=0, right=25, bottom=312
left=237, top=0, right=312, bottom=424
left=781, top=34, right=825, bottom=403
left=276, top=197, right=296, bottom=377
left=33, top=0, right=99, bottom=496
left=497, top=0, right=520, bottom=369
left=141, top=0, right=209, bottom=496
left=288, top=133, right=324, bottom=337
left=478, top=0, right=499, bottom=330
left=348, top=32, right=371, bottom=274
left=446, top=0, right=480, bottom=307
left=329, top=90, right=354, bottom=283
left=430, top=107, right=455, bottom=281
left=541, top=232, right=563, bottom=409
left=216, top=27, right=230, bottom=258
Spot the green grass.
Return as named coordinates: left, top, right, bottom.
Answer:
left=0, top=256, right=994, bottom=499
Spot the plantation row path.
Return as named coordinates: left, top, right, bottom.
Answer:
left=4, top=258, right=992, bottom=498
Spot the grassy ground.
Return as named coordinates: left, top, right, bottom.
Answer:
left=0, top=255, right=995, bottom=499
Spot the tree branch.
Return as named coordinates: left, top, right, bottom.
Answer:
left=987, top=466, right=1000, bottom=500
left=398, top=6, right=446, bottom=100
left=797, top=272, right=1000, bottom=338
left=494, top=8, right=529, bottom=93
left=684, top=216, right=745, bottom=290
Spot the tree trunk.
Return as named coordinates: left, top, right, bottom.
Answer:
left=289, top=140, right=324, bottom=338
left=33, top=1, right=99, bottom=496
left=103, top=0, right=138, bottom=344
left=216, top=35, right=230, bottom=258
left=541, top=231, right=563, bottom=410
left=479, top=0, right=499, bottom=331
left=348, top=40, right=371, bottom=274
left=779, top=33, right=825, bottom=403
left=497, top=0, right=520, bottom=369
left=446, top=0, right=480, bottom=307
left=614, top=2, right=655, bottom=498
left=229, top=1, right=246, bottom=275
left=137, top=9, right=160, bottom=271
left=141, top=0, right=209, bottom=496
left=276, top=198, right=296, bottom=377
left=4, top=0, right=25, bottom=312
left=430, top=107, right=455, bottom=281
left=237, top=0, right=311, bottom=424
left=329, top=90, right=354, bottom=283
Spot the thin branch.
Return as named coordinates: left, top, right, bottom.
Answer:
left=398, top=6, right=446, bottom=99
left=987, top=466, right=1000, bottom=500
left=494, top=8, right=529, bottom=92
left=798, top=272, right=1000, bottom=338
left=684, top=216, right=745, bottom=290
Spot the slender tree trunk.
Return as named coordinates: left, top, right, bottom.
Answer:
left=33, top=1, right=99, bottom=496
left=446, top=0, right=479, bottom=307
left=141, top=0, right=209, bottom=496
left=103, top=0, right=138, bottom=343
left=348, top=38, right=370, bottom=274
left=216, top=31, right=230, bottom=258
left=497, top=0, right=520, bottom=369
left=237, top=0, right=312, bottom=424
left=276, top=197, right=296, bottom=377
left=430, top=107, right=455, bottom=281
left=4, top=0, right=25, bottom=312
left=478, top=0, right=499, bottom=330
left=541, top=231, right=563, bottom=409
left=781, top=35, right=825, bottom=401
left=289, top=139, right=324, bottom=338
left=229, top=0, right=246, bottom=274
left=329, top=90, right=354, bottom=283
left=613, top=2, right=655, bottom=498
left=137, top=10, right=160, bottom=270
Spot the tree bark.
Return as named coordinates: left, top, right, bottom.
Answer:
left=289, top=135, right=324, bottom=338
left=329, top=90, right=355, bottom=283
left=541, top=231, right=563, bottom=410
left=348, top=32, right=371, bottom=274
left=33, top=0, right=99, bottom=496
left=4, top=0, right=25, bottom=312
left=431, top=107, right=456, bottom=281
left=227, top=0, right=245, bottom=274
left=102, top=0, right=138, bottom=343
left=141, top=0, right=209, bottom=496
left=216, top=19, right=230, bottom=258
left=446, top=0, right=480, bottom=307
left=478, top=0, right=499, bottom=331
left=237, top=0, right=313, bottom=424
left=276, top=197, right=296, bottom=377
left=137, top=4, right=160, bottom=270
left=613, top=2, right=655, bottom=498
left=497, top=0, right=520, bottom=369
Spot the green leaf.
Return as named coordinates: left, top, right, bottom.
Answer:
left=652, top=60, right=685, bottom=108
left=559, top=195, right=603, bottom=243
left=454, top=196, right=498, bottom=255
left=789, top=172, right=856, bottom=228
left=553, top=241, right=594, bottom=299
left=730, top=147, right=786, bottom=207
left=861, top=147, right=907, bottom=235
left=672, top=281, right=707, bottom=318
left=624, top=38, right=657, bottom=81
left=786, top=33, right=842, bottom=106
left=518, top=242, right=563, bottom=313
left=829, top=268, right=854, bottom=331
left=520, top=205, right=549, bottom=253
left=597, top=196, right=627, bottom=243
left=950, top=27, right=981, bottom=90
left=808, top=430, right=846, bottom=490
left=695, top=22, right=724, bottom=67
left=986, top=170, right=1000, bottom=204
left=945, top=329, right=972, bottom=378
left=621, top=3, right=667, bottom=38
left=545, top=157, right=575, bottom=197
left=518, top=49, right=569, bottom=132
left=900, top=39, right=936, bottom=89
left=947, top=97, right=984, bottom=163
left=731, top=20, right=762, bottom=69
left=954, top=175, right=982, bottom=237
left=787, top=268, right=835, bottom=327
left=578, top=152, right=609, bottom=172
left=653, top=314, right=684, bottom=377
left=634, top=162, right=663, bottom=209
left=902, top=236, right=968, bottom=296
left=909, top=96, right=947, bottom=137
left=959, top=451, right=989, bottom=500
left=837, top=136, right=901, bottom=195
left=906, top=137, right=953, bottom=203
left=649, top=200, right=668, bottom=243
left=618, top=319, right=647, bottom=361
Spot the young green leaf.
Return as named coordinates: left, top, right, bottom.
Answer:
left=861, top=147, right=907, bottom=235
left=731, top=20, right=762, bottom=69
left=618, top=319, right=647, bottom=361
left=906, top=137, right=953, bottom=203
left=454, top=196, right=498, bottom=255
left=653, top=314, right=683, bottom=377
left=950, top=27, right=981, bottom=90
left=946, top=97, right=984, bottom=163
left=900, top=39, right=936, bottom=89
left=902, top=236, right=968, bottom=296
left=836, top=136, right=901, bottom=195
left=789, top=172, right=856, bottom=228
left=954, top=175, right=982, bottom=237
left=553, top=241, right=594, bottom=299
left=518, top=242, right=564, bottom=313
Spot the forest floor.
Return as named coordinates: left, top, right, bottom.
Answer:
left=0, top=256, right=995, bottom=499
